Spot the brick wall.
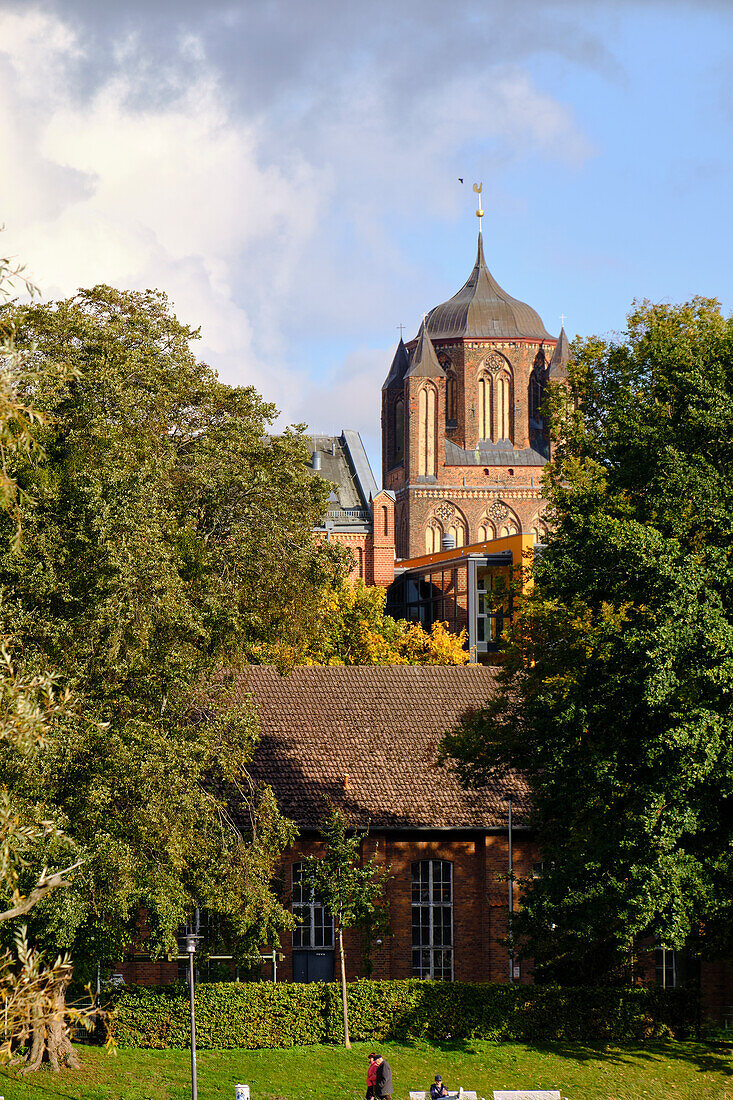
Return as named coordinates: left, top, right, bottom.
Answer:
left=315, top=491, right=395, bottom=588
left=385, top=336, right=553, bottom=560
left=278, top=830, right=538, bottom=985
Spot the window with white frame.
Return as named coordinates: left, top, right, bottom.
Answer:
left=292, top=863, right=334, bottom=949
left=411, top=860, right=453, bottom=980
left=655, top=947, right=677, bottom=988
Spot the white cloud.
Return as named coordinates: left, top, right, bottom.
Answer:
left=0, top=11, right=326, bottom=402
left=0, top=5, right=591, bottom=439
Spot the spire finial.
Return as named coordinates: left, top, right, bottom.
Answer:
left=473, top=182, right=484, bottom=222
left=559, top=312, right=567, bottom=329
left=397, top=323, right=405, bottom=339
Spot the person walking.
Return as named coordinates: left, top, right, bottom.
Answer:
left=366, top=1053, right=378, bottom=1099
left=374, top=1053, right=393, bottom=1100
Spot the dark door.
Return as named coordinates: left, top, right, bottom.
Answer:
left=292, top=950, right=335, bottom=982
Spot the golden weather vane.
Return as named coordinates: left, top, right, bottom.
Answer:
left=473, top=182, right=484, bottom=221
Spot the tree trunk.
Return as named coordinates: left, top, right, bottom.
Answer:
left=338, top=927, right=351, bottom=1049
left=21, top=976, right=79, bottom=1073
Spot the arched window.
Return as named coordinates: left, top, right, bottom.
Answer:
left=425, top=523, right=442, bottom=554
left=495, top=371, right=513, bottom=441
left=445, top=372, right=456, bottom=423
left=478, top=374, right=490, bottom=440
left=531, top=521, right=548, bottom=544
left=398, top=512, right=408, bottom=559
left=393, top=397, right=405, bottom=464
left=500, top=520, right=519, bottom=537
left=418, top=385, right=437, bottom=477
left=448, top=520, right=466, bottom=548
left=529, top=369, right=543, bottom=425
left=478, top=521, right=495, bottom=543
left=412, top=860, right=453, bottom=980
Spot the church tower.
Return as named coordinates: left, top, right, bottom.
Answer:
left=382, top=230, right=568, bottom=559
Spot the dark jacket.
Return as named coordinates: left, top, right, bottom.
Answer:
left=375, top=1059, right=393, bottom=1097
left=431, top=1086, right=448, bottom=1100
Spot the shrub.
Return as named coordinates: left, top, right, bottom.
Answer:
left=109, top=979, right=697, bottom=1049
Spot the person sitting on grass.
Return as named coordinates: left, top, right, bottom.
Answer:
left=430, top=1074, right=449, bottom=1099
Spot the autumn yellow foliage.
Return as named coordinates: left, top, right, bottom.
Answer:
left=256, top=579, right=469, bottom=667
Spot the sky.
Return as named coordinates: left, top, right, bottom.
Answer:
left=1, top=0, right=731, bottom=473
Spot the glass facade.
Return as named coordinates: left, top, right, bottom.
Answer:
left=386, top=553, right=513, bottom=658
left=411, top=860, right=453, bottom=980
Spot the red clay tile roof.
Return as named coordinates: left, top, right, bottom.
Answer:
left=238, top=666, right=529, bottom=830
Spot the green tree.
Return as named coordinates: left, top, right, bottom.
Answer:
left=0, top=285, right=344, bottom=1063
left=300, top=807, right=390, bottom=1048
left=0, top=251, right=99, bottom=1068
left=442, top=298, right=733, bottom=982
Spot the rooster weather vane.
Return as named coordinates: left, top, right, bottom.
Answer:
left=473, top=182, right=484, bottom=221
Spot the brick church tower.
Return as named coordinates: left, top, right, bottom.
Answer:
left=382, top=230, right=568, bottom=559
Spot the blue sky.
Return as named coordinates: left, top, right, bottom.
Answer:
left=0, top=0, right=731, bottom=472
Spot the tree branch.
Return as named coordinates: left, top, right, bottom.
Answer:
left=0, top=860, right=84, bottom=922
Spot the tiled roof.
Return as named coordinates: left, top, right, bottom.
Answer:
left=238, top=666, right=529, bottom=830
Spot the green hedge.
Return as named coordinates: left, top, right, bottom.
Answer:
left=109, top=979, right=697, bottom=1048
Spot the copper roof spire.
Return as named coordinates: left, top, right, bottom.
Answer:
left=425, top=232, right=552, bottom=341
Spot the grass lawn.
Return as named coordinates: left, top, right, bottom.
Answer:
left=1, top=1040, right=731, bottom=1100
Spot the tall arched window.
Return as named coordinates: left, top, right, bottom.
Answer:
left=418, top=385, right=437, bottom=477
left=448, top=520, right=466, bottom=548
left=398, top=513, right=408, bottom=558
left=495, top=371, right=512, bottom=441
left=478, top=375, right=490, bottom=440
left=412, top=860, right=453, bottom=980
left=478, top=521, right=495, bottom=542
left=528, top=369, right=543, bottom=424
left=425, top=523, right=442, bottom=554
left=393, top=397, right=405, bottom=464
left=382, top=506, right=389, bottom=537
left=445, top=372, right=456, bottom=423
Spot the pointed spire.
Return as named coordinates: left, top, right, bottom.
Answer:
left=405, top=320, right=445, bottom=380
left=425, top=230, right=552, bottom=340
left=548, top=327, right=570, bottom=380
left=382, top=338, right=410, bottom=390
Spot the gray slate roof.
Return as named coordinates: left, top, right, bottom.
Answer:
left=307, top=432, right=379, bottom=526
left=445, top=439, right=547, bottom=466
left=405, top=322, right=445, bottom=380
left=382, top=339, right=410, bottom=391
left=241, top=665, right=529, bottom=830
left=548, top=326, right=570, bottom=380
left=426, top=233, right=552, bottom=341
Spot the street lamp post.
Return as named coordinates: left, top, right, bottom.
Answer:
left=185, top=933, right=202, bottom=1100
left=507, top=793, right=515, bottom=984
